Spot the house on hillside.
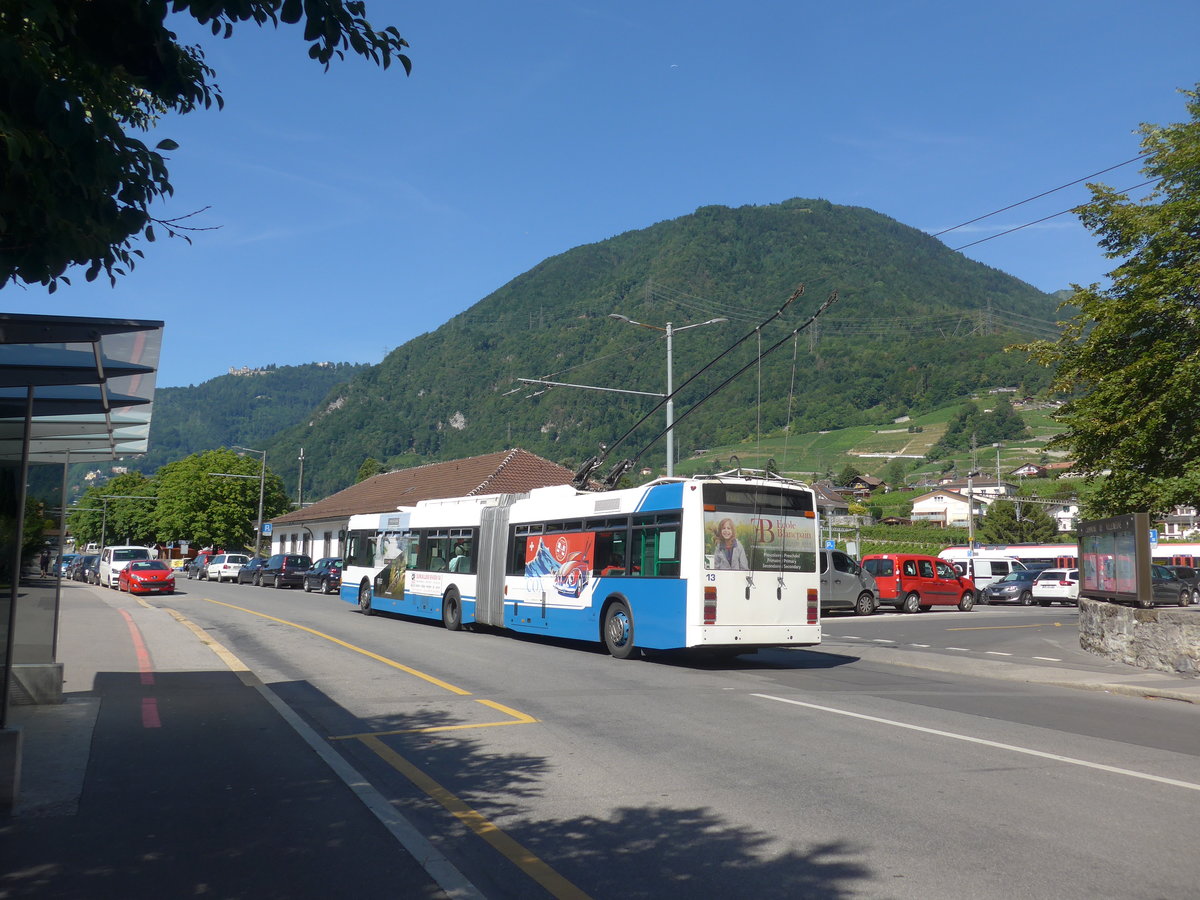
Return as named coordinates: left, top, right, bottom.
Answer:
left=1010, top=463, right=1047, bottom=478
left=812, top=480, right=852, bottom=521
left=911, top=488, right=985, bottom=528
left=1163, top=506, right=1199, bottom=539
left=267, top=448, right=576, bottom=559
left=1046, top=500, right=1079, bottom=533
left=937, top=476, right=1017, bottom=500
left=844, top=474, right=886, bottom=497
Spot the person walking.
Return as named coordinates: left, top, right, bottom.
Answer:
left=39, top=547, right=51, bottom=577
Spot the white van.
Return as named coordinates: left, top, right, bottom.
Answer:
left=99, top=545, right=152, bottom=588
left=937, top=552, right=1027, bottom=591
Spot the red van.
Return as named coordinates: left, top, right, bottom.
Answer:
left=861, top=553, right=977, bottom=613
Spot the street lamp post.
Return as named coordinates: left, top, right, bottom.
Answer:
left=233, top=446, right=266, bottom=556
left=609, top=314, right=727, bottom=476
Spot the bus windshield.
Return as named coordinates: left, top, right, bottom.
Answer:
left=702, top=483, right=816, bottom=573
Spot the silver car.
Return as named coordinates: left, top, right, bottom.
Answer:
left=820, top=549, right=878, bottom=615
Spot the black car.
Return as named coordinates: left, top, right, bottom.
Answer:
left=70, top=554, right=98, bottom=582
left=980, top=569, right=1041, bottom=605
left=260, top=553, right=313, bottom=589
left=236, top=557, right=268, bottom=585
left=1147, top=565, right=1191, bottom=608
left=302, top=557, right=343, bottom=594
left=81, top=555, right=101, bottom=584
left=1162, top=565, right=1200, bottom=605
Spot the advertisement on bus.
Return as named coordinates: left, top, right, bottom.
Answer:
left=524, top=532, right=596, bottom=599
left=703, top=510, right=815, bottom=572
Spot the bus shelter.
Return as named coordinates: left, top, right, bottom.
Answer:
left=0, top=313, right=162, bottom=810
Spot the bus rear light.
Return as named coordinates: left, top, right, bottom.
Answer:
left=704, top=585, right=717, bottom=624
left=807, top=588, right=818, bottom=624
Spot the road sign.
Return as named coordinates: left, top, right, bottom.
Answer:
left=1149, top=528, right=1158, bottom=546
left=262, top=522, right=273, bottom=536
left=824, top=539, right=835, bottom=549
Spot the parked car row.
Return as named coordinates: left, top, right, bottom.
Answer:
left=231, top=555, right=342, bottom=593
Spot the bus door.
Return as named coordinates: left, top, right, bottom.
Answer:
left=474, top=500, right=516, bottom=626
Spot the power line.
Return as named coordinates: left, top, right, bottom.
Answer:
left=932, top=154, right=1149, bottom=237
left=950, top=178, right=1160, bottom=252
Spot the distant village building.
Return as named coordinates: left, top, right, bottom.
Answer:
left=910, top=489, right=984, bottom=528
left=1163, top=505, right=1199, bottom=539
left=843, top=474, right=886, bottom=497
left=937, top=476, right=1017, bottom=500
left=1010, top=463, right=1047, bottom=478
left=267, top=448, right=577, bottom=559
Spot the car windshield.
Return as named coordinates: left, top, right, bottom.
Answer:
left=113, top=548, right=149, bottom=561
left=1001, top=571, right=1035, bottom=583
left=130, top=560, right=168, bottom=571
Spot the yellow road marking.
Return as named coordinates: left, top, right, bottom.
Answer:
left=947, top=622, right=1062, bottom=631
left=333, top=698, right=539, bottom=739
left=199, top=597, right=473, bottom=695
left=162, top=603, right=559, bottom=896
left=360, top=734, right=592, bottom=900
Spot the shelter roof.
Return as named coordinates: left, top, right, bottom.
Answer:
left=0, top=313, right=162, bottom=463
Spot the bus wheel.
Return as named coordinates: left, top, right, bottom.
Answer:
left=603, top=601, right=637, bottom=659
left=358, top=581, right=374, bottom=615
left=854, top=592, right=875, bottom=616
left=901, top=592, right=921, bottom=614
left=442, top=591, right=462, bottom=631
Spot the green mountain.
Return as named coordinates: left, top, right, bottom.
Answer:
left=250, top=198, right=1061, bottom=498
left=137, top=362, right=370, bottom=475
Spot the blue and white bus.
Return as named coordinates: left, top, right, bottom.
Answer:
left=344, top=474, right=822, bottom=658
left=341, top=510, right=412, bottom=607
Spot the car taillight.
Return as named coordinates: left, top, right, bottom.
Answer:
left=703, top=585, right=717, bottom=624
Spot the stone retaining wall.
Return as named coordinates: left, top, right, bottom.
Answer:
left=1078, top=597, right=1200, bottom=677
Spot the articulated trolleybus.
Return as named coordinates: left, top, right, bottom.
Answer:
left=343, top=474, right=822, bottom=659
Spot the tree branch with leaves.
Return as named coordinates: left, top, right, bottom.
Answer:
left=0, top=0, right=410, bottom=289
left=1023, top=85, right=1200, bottom=517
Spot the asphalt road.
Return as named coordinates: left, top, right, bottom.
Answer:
left=151, top=579, right=1200, bottom=900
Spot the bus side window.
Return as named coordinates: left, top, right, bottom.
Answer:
left=631, top=523, right=680, bottom=576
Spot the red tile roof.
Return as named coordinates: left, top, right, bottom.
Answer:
left=270, top=449, right=575, bottom=525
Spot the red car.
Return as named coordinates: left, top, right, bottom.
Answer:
left=118, top=559, right=176, bottom=595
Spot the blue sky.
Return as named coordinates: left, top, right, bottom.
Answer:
left=14, top=1, right=1200, bottom=387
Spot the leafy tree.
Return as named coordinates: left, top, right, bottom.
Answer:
left=155, top=449, right=290, bottom=551
left=835, top=464, right=862, bottom=486
left=356, top=457, right=382, bottom=483
left=980, top=498, right=1059, bottom=543
left=67, top=472, right=159, bottom=546
left=1, top=1, right=409, bottom=289
left=927, top=397, right=1029, bottom=459
left=1024, top=86, right=1200, bottom=516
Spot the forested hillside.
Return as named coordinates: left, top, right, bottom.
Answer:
left=249, top=199, right=1062, bottom=498
left=133, top=362, right=369, bottom=475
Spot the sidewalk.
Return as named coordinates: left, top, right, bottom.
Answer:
left=1, top=584, right=451, bottom=899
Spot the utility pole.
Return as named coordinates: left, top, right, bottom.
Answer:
left=297, top=447, right=305, bottom=508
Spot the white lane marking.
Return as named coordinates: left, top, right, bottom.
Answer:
left=986, top=651, right=1013, bottom=656
left=872, top=639, right=895, bottom=644
left=910, top=643, right=931, bottom=648
left=752, top=694, right=1200, bottom=792
left=946, top=647, right=970, bottom=651
left=1033, top=656, right=1063, bottom=662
